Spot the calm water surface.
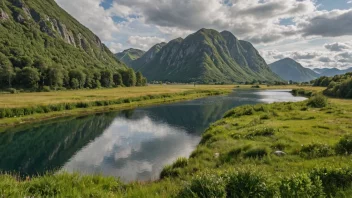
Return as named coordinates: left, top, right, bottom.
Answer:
left=0, top=89, right=306, bottom=182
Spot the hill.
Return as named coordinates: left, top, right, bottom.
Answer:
left=0, top=0, right=145, bottom=90
left=313, top=67, right=352, bottom=77
left=269, top=58, right=320, bottom=82
left=128, top=29, right=282, bottom=84
left=115, top=48, right=145, bottom=67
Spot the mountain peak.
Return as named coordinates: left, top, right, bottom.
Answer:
left=269, top=58, right=319, bottom=82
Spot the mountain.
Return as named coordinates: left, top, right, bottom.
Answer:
left=128, top=29, right=282, bottom=83
left=269, top=58, right=320, bottom=82
left=313, top=67, right=352, bottom=77
left=115, top=48, right=145, bottom=67
left=0, top=0, right=129, bottom=89
left=130, top=42, right=166, bottom=71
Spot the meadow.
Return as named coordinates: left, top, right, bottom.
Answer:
left=2, top=85, right=351, bottom=197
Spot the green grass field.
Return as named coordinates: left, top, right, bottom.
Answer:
left=2, top=85, right=351, bottom=197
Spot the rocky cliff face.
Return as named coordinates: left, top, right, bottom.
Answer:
left=0, top=0, right=124, bottom=71
left=129, top=29, right=282, bottom=83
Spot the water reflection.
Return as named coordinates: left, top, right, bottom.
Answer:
left=0, top=90, right=306, bottom=182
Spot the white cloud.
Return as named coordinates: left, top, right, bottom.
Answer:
left=324, top=42, right=351, bottom=51
left=127, top=36, right=166, bottom=50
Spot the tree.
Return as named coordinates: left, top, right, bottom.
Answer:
left=33, top=56, right=50, bottom=87
left=121, top=68, right=137, bottom=87
left=70, top=78, right=79, bottom=89
left=48, top=66, right=64, bottom=90
left=20, top=67, right=40, bottom=89
left=69, top=69, right=86, bottom=89
left=100, top=70, right=113, bottom=87
left=136, top=71, right=143, bottom=86
left=113, top=72, right=123, bottom=87
left=0, top=53, right=15, bottom=88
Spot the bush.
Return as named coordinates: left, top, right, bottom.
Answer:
left=172, top=158, right=188, bottom=168
left=178, top=173, right=226, bottom=198
left=41, top=86, right=51, bottom=92
left=279, top=174, right=325, bottom=198
left=224, top=106, right=254, bottom=118
left=225, top=171, right=276, bottom=198
left=6, top=88, right=17, bottom=94
left=247, top=127, right=275, bottom=138
left=309, top=168, right=352, bottom=196
left=160, top=165, right=181, bottom=179
left=335, top=135, right=352, bottom=155
left=307, top=94, right=328, bottom=108
left=243, top=147, right=269, bottom=159
left=299, top=143, right=335, bottom=159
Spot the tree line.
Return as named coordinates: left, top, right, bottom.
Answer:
left=312, top=73, right=352, bottom=98
left=0, top=52, right=147, bottom=91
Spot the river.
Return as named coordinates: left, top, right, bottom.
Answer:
left=0, top=89, right=306, bottom=182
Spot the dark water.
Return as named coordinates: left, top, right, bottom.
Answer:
left=0, top=90, right=305, bottom=182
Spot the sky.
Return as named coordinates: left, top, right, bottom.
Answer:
left=55, top=0, right=352, bottom=69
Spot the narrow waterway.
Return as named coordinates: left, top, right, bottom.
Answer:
left=0, top=89, right=306, bottom=182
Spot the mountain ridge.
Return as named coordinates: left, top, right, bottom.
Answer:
left=269, top=58, right=320, bottom=82
left=123, top=28, right=282, bottom=83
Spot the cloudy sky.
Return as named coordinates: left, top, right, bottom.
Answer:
left=55, top=0, right=352, bottom=69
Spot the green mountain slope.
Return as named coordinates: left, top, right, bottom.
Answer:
left=269, top=58, right=320, bottom=82
left=129, top=29, right=282, bottom=83
left=130, top=42, right=166, bottom=71
left=0, top=0, right=131, bottom=90
left=115, top=48, right=145, bottom=67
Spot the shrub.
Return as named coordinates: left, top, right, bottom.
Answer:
left=247, top=127, right=275, bottom=138
left=279, top=174, right=325, bottom=198
left=309, top=168, right=352, bottom=196
left=178, top=173, right=226, bottom=198
left=42, top=86, right=51, bottom=92
left=299, top=143, right=335, bottom=159
left=225, top=171, right=276, bottom=198
left=307, top=94, right=328, bottom=108
left=6, top=88, right=17, bottom=94
left=172, top=158, right=188, bottom=168
left=160, top=165, right=181, bottom=179
left=335, top=135, right=352, bottom=155
left=224, top=106, right=254, bottom=118
left=243, top=147, right=269, bottom=159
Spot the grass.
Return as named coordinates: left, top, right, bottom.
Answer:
left=0, top=85, right=236, bottom=129
left=1, top=85, right=351, bottom=197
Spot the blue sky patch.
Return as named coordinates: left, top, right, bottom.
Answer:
left=112, top=16, right=128, bottom=23
left=316, top=0, right=352, bottom=11
left=279, top=18, right=294, bottom=26
left=100, top=0, right=113, bottom=10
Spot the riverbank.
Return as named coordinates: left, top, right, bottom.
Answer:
left=2, top=86, right=351, bottom=197
left=0, top=84, right=313, bottom=130
left=0, top=88, right=231, bottom=131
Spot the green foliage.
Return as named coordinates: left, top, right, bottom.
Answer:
left=279, top=174, right=325, bottom=198
left=307, top=94, right=328, bottom=108
left=178, top=173, right=227, bottom=198
left=225, top=171, right=276, bottom=198
left=113, top=72, right=123, bottom=87
left=243, top=147, right=269, bottom=159
left=224, top=105, right=254, bottom=118
left=335, top=135, right=352, bottom=155
left=0, top=0, right=148, bottom=90
left=299, top=143, right=335, bottom=159
left=121, top=68, right=137, bottom=87
left=100, top=70, right=113, bottom=87
left=309, top=168, right=352, bottom=196
left=312, top=73, right=352, bottom=99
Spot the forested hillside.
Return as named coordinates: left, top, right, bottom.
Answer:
left=0, top=0, right=146, bottom=91
left=313, top=73, right=352, bottom=98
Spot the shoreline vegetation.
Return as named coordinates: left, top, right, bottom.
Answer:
left=0, top=84, right=315, bottom=130
left=0, top=85, right=234, bottom=130
left=1, top=85, right=352, bottom=197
